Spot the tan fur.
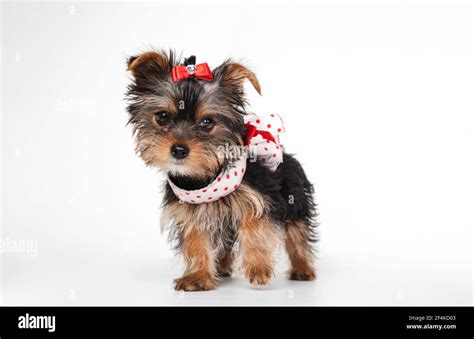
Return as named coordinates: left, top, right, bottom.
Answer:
left=138, top=127, right=220, bottom=178
left=161, top=183, right=268, bottom=239
left=127, top=51, right=168, bottom=76
left=285, top=220, right=316, bottom=281
left=137, top=133, right=173, bottom=168
left=179, top=138, right=221, bottom=177
left=162, top=183, right=280, bottom=289
left=174, top=226, right=217, bottom=291
left=237, top=215, right=281, bottom=286
left=225, top=63, right=262, bottom=95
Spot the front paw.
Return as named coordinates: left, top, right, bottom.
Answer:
left=174, top=272, right=218, bottom=291
left=217, top=270, right=232, bottom=278
left=289, top=267, right=316, bottom=281
left=216, top=265, right=233, bottom=277
left=246, top=266, right=273, bottom=286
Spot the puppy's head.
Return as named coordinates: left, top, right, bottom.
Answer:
left=126, top=50, right=260, bottom=182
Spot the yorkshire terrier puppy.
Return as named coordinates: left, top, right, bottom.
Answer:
left=126, top=50, right=318, bottom=291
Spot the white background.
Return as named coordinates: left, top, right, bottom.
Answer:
left=1, top=0, right=473, bottom=305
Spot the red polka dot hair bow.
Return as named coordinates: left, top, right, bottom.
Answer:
left=244, top=112, right=285, bottom=172
left=168, top=113, right=285, bottom=204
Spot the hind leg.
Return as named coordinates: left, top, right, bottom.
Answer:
left=285, top=220, right=316, bottom=281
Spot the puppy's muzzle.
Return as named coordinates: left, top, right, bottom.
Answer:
left=170, top=144, right=189, bottom=160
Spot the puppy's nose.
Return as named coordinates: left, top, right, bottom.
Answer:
left=170, top=144, right=189, bottom=160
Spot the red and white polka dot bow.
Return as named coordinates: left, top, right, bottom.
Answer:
left=244, top=112, right=285, bottom=172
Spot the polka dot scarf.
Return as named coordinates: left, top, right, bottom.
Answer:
left=168, top=113, right=285, bottom=204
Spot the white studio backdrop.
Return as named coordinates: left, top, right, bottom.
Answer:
left=0, top=0, right=473, bottom=305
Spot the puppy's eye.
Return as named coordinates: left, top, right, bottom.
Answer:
left=155, top=111, right=171, bottom=125
left=198, top=118, right=214, bottom=131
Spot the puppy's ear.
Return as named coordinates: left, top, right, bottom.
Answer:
left=214, top=60, right=261, bottom=95
left=127, top=51, right=170, bottom=81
